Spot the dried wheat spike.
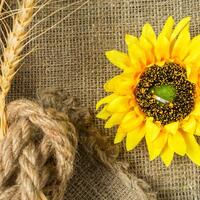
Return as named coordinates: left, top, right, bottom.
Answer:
left=0, top=0, right=36, bottom=138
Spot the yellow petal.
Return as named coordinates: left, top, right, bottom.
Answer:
left=182, top=116, right=197, bottom=134
left=126, top=126, right=145, bottom=151
left=96, top=94, right=117, bottom=110
left=107, top=96, right=131, bottom=113
left=125, top=34, right=138, bottom=46
left=188, top=35, right=200, bottom=52
left=105, top=50, right=131, bottom=70
left=195, top=121, right=200, bottom=136
left=164, top=121, right=179, bottom=135
left=145, top=119, right=163, bottom=161
left=155, top=34, right=170, bottom=61
left=152, top=131, right=168, bottom=158
left=153, top=131, right=168, bottom=149
left=171, top=17, right=191, bottom=42
left=121, top=110, right=136, bottom=123
left=171, top=24, right=190, bottom=60
left=145, top=117, right=161, bottom=141
left=185, top=53, right=200, bottom=67
left=128, top=43, right=146, bottom=66
left=96, top=105, right=111, bottom=120
left=127, top=62, right=142, bottom=73
left=156, top=60, right=165, bottom=67
left=189, top=68, right=199, bottom=84
left=115, top=79, right=134, bottom=95
left=139, top=36, right=155, bottom=64
left=161, top=144, right=174, bottom=167
left=104, top=76, right=119, bottom=92
left=191, top=101, right=200, bottom=117
left=124, top=36, right=143, bottom=72
left=184, top=52, right=200, bottom=65
left=141, top=23, right=156, bottom=45
left=120, top=111, right=144, bottom=132
left=183, top=134, right=200, bottom=166
left=139, top=36, right=152, bottom=51
left=168, top=131, right=186, bottom=156
left=145, top=131, right=167, bottom=160
left=104, top=74, right=134, bottom=95
left=114, top=127, right=126, bottom=144
left=145, top=133, right=157, bottom=160
left=105, top=112, right=125, bottom=128
left=160, top=16, right=175, bottom=39
left=185, top=35, right=200, bottom=66
left=185, top=64, right=200, bottom=84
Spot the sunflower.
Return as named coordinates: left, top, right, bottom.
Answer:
left=96, top=16, right=200, bottom=166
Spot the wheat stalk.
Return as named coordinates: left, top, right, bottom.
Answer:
left=0, top=0, right=36, bottom=138
left=0, top=0, right=89, bottom=139
left=0, top=0, right=5, bottom=14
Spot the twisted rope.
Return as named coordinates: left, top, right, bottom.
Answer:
left=0, top=88, right=119, bottom=200
left=37, top=89, right=120, bottom=168
left=0, top=91, right=78, bottom=200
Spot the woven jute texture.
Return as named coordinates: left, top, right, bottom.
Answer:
left=65, top=149, right=136, bottom=200
left=8, top=0, right=200, bottom=199
left=65, top=146, right=156, bottom=200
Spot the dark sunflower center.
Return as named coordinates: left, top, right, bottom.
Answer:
left=135, top=62, right=195, bottom=125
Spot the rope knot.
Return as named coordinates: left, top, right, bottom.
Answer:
left=0, top=89, right=78, bottom=200
left=0, top=88, right=119, bottom=200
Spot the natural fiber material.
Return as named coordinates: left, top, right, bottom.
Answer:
left=65, top=146, right=157, bottom=200
left=0, top=0, right=37, bottom=137
left=46, top=89, right=156, bottom=200
left=38, top=88, right=120, bottom=168
left=8, top=0, right=200, bottom=199
left=0, top=88, right=156, bottom=200
left=41, top=88, right=156, bottom=200
left=0, top=90, right=78, bottom=200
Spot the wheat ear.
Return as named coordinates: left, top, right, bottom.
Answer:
left=0, top=0, right=5, bottom=14
left=0, top=0, right=36, bottom=138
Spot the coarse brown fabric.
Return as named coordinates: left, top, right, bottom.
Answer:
left=65, top=146, right=156, bottom=200
left=7, top=0, right=200, bottom=199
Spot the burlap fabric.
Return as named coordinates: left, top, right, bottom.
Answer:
left=8, top=0, right=200, bottom=199
left=65, top=146, right=156, bottom=200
